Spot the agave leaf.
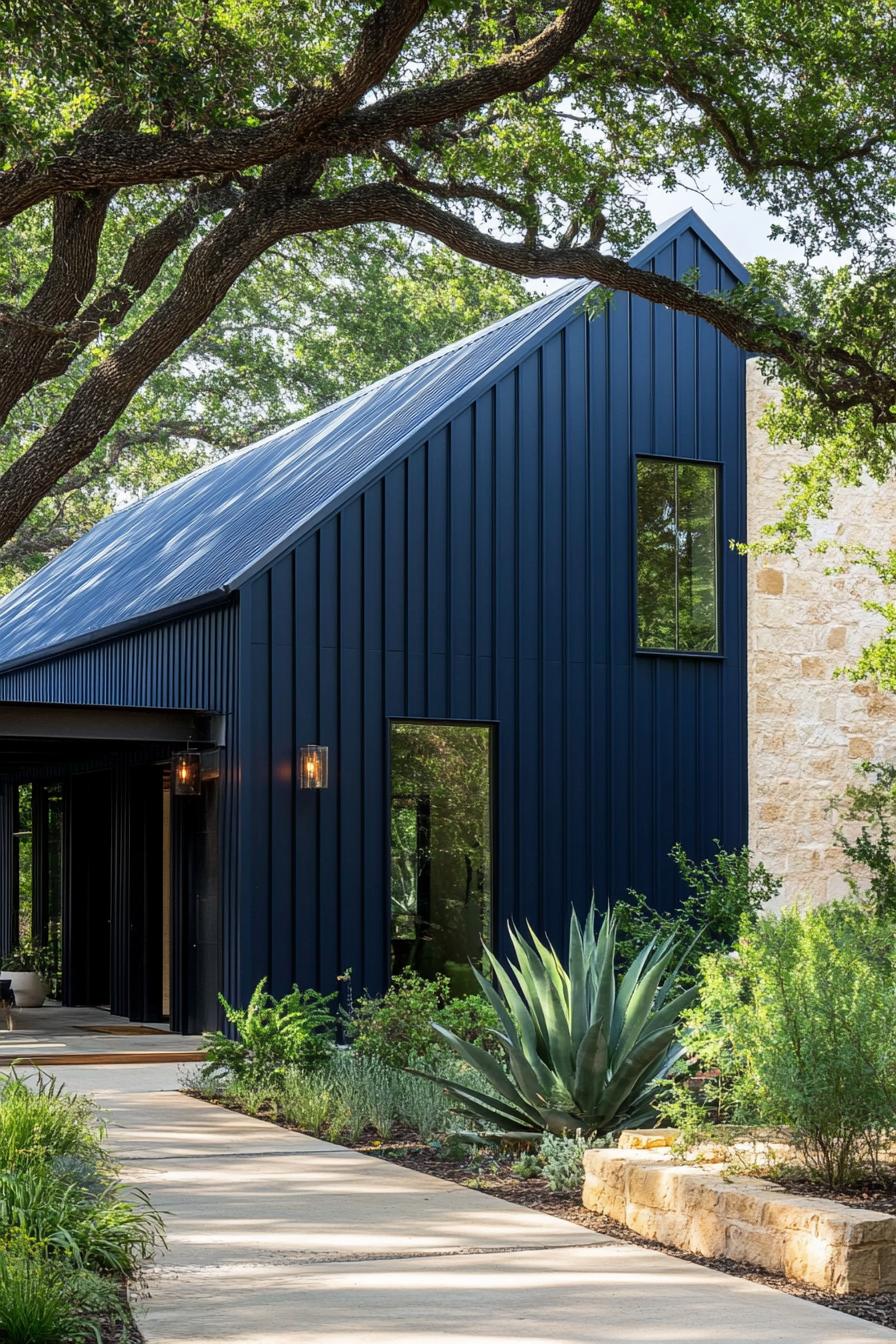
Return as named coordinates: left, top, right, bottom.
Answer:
left=592, top=911, right=616, bottom=1036
left=412, top=1070, right=541, bottom=1131
left=609, top=936, right=657, bottom=1049
left=567, top=907, right=588, bottom=1050
left=654, top=927, right=702, bottom=1009
left=448, top=1095, right=539, bottom=1134
left=429, top=1024, right=542, bottom=1117
left=541, top=1108, right=585, bottom=1136
left=592, top=1024, right=677, bottom=1129
left=645, top=985, right=699, bottom=1037
left=470, top=964, right=518, bottom=1043
left=506, top=930, right=551, bottom=1047
left=502, top=1040, right=554, bottom=1107
left=573, top=1020, right=608, bottom=1116
left=526, top=922, right=569, bottom=1012
left=611, top=946, right=675, bottom=1066
left=512, top=938, right=576, bottom=1093
left=482, top=950, right=554, bottom=1094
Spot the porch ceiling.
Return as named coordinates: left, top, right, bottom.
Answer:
left=0, top=702, right=224, bottom=771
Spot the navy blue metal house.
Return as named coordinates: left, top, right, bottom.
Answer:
left=0, top=209, right=748, bottom=1033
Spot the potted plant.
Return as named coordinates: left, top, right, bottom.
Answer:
left=1, top=937, right=52, bottom=1007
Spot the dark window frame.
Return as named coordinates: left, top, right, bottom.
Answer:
left=633, top=454, right=724, bottom=659
left=385, top=717, right=498, bottom=987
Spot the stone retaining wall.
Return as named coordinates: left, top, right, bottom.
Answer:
left=583, top=1147, right=896, bottom=1295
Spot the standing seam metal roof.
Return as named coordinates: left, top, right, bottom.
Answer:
left=0, top=209, right=746, bottom=669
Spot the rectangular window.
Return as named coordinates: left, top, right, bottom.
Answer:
left=390, top=721, right=493, bottom=994
left=636, top=458, right=719, bottom=654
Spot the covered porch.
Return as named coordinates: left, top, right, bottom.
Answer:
left=0, top=1002, right=204, bottom=1065
left=0, top=701, right=225, bottom=1036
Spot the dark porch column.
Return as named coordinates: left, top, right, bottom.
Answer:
left=0, top=783, right=15, bottom=956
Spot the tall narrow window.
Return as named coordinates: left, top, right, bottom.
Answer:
left=390, top=722, right=493, bottom=995
left=636, top=458, right=719, bottom=654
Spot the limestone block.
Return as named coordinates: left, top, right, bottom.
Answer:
left=582, top=1149, right=627, bottom=1186
left=726, top=1220, right=785, bottom=1274
left=686, top=1207, right=727, bottom=1259
left=877, top=1240, right=896, bottom=1291
left=627, top=1161, right=681, bottom=1212
left=618, top=1128, right=678, bottom=1150
left=782, top=1231, right=834, bottom=1289
left=582, top=1172, right=626, bottom=1225
left=756, top=569, right=784, bottom=595
left=653, top=1210, right=693, bottom=1251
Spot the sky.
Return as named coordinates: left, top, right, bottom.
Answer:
left=640, top=171, right=842, bottom=269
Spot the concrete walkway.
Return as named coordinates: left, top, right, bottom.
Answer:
left=24, top=1064, right=896, bottom=1344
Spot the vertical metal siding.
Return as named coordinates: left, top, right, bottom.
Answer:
left=235, top=224, right=749, bottom=1000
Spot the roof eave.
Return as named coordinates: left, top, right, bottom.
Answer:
left=0, top=587, right=235, bottom=677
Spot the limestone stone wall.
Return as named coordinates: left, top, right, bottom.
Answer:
left=583, top=1147, right=896, bottom=1294
left=746, top=359, right=896, bottom=906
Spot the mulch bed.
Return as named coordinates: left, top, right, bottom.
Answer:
left=190, top=1097, right=896, bottom=1333
left=95, top=1277, right=144, bottom=1344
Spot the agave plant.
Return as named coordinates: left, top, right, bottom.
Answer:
left=423, top=904, right=696, bottom=1140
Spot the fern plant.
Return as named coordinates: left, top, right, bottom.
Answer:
left=421, top=904, right=696, bottom=1140
left=202, top=979, right=337, bottom=1083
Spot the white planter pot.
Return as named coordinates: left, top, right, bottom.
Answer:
left=1, top=970, right=48, bottom=1008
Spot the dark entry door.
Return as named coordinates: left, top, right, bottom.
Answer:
left=173, top=777, right=220, bottom=1034
left=127, top=764, right=167, bottom=1023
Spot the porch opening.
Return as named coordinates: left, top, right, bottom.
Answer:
left=0, top=701, right=223, bottom=1034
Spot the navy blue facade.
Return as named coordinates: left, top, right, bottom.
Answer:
left=0, top=210, right=749, bottom=1018
left=234, top=220, right=748, bottom=1002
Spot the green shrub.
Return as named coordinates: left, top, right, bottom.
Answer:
left=0, top=1167, right=162, bottom=1273
left=686, top=903, right=896, bottom=1187
left=348, top=968, right=498, bottom=1069
left=613, top=844, right=780, bottom=988
left=202, top=978, right=337, bottom=1083
left=0, top=1071, right=162, bottom=1277
left=0, top=1239, right=127, bottom=1344
left=422, top=903, right=695, bottom=1140
left=0, top=1075, right=105, bottom=1177
left=833, top=760, right=896, bottom=919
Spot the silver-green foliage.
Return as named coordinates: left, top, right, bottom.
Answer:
left=538, top=1131, right=593, bottom=1193
left=424, top=905, right=696, bottom=1139
left=221, top=1052, right=459, bottom=1143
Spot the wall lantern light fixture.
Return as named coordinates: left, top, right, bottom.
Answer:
left=299, top=744, right=329, bottom=790
left=172, top=748, right=202, bottom=797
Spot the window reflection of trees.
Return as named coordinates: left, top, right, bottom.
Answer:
left=390, top=723, right=492, bottom=996
left=637, top=459, right=718, bottom=653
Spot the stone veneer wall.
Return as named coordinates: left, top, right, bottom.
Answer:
left=747, top=359, right=896, bottom=906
